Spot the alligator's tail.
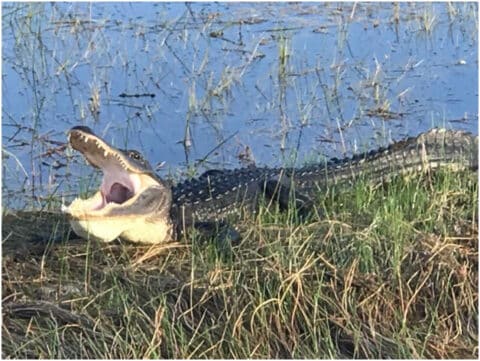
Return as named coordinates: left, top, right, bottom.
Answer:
left=388, top=127, right=478, bottom=172
left=296, top=128, right=478, bottom=190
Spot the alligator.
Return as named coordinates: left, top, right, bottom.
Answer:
left=62, top=126, right=478, bottom=245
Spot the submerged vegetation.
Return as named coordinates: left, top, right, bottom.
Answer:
left=2, top=169, right=478, bottom=358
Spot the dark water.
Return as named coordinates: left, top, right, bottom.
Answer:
left=2, top=2, right=478, bottom=208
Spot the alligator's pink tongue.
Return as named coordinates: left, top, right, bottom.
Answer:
left=107, top=183, right=133, bottom=204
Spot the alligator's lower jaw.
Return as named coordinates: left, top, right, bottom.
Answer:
left=69, top=217, right=123, bottom=243
left=63, top=191, right=173, bottom=244
left=68, top=216, right=173, bottom=244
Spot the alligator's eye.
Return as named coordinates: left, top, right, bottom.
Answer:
left=124, top=149, right=154, bottom=171
left=128, top=150, right=143, bottom=161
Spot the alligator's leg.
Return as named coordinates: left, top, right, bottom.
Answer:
left=264, top=175, right=315, bottom=219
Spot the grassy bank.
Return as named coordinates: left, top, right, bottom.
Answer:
left=2, top=168, right=478, bottom=358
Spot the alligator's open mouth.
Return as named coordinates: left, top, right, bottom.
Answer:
left=63, top=126, right=160, bottom=215
left=62, top=126, right=165, bottom=242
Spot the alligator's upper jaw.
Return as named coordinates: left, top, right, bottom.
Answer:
left=63, top=126, right=170, bottom=243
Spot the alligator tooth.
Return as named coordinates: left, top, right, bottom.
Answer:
left=104, top=150, right=109, bottom=157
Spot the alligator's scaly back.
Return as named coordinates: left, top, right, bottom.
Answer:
left=170, top=128, right=478, bottom=230
left=292, top=128, right=478, bottom=194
